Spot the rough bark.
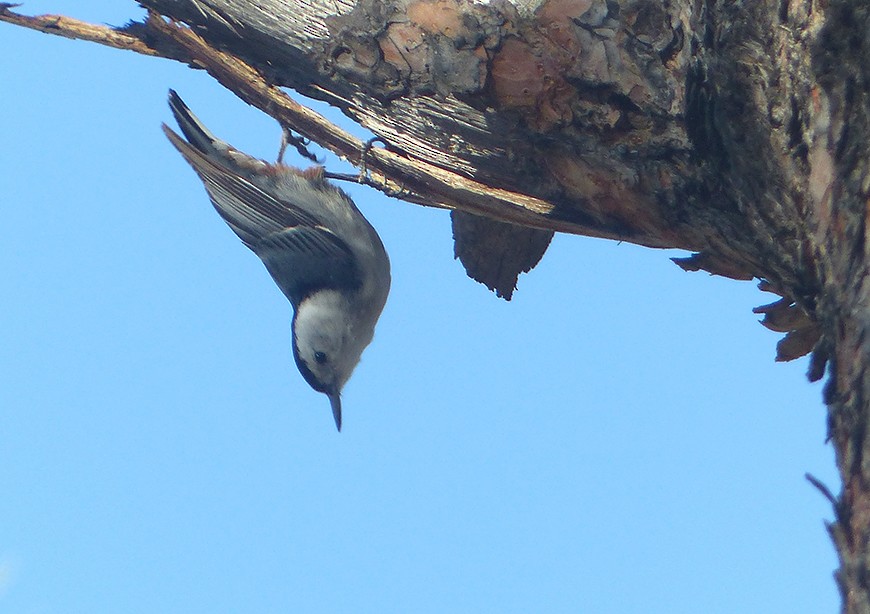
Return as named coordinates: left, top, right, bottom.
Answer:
left=2, top=0, right=869, bottom=610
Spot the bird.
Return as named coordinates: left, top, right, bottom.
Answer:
left=162, top=90, right=391, bottom=431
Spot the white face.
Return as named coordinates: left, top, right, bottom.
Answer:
left=291, top=290, right=372, bottom=395
left=294, top=322, right=355, bottom=393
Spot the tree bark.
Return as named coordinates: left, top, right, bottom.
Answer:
left=2, top=0, right=868, bottom=609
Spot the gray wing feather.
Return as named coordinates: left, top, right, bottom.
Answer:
left=259, top=228, right=360, bottom=304
left=164, top=125, right=314, bottom=240
left=163, top=124, right=360, bottom=303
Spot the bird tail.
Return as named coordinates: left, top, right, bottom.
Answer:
left=166, top=89, right=221, bottom=156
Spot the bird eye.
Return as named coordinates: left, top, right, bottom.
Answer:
left=314, top=351, right=328, bottom=364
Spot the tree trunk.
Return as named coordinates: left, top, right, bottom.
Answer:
left=2, top=0, right=868, bottom=609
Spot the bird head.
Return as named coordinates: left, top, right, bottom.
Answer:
left=291, top=289, right=376, bottom=431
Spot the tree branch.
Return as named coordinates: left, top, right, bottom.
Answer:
left=0, top=3, right=601, bottom=237
left=7, top=0, right=870, bottom=609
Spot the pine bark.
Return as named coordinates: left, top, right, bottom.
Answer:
left=3, top=0, right=869, bottom=609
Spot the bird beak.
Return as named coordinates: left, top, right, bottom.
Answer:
left=328, top=391, right=342, bottom=432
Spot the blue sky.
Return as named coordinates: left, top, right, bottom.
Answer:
left=1, top=3, right=839, bottom=612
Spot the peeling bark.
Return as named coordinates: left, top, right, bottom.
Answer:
left=452, top=211, right=553, bottom=299
left=2, top=0, right=869, bottom=609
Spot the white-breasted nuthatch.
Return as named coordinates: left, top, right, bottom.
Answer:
left=162, top=90, right=390, bottom=431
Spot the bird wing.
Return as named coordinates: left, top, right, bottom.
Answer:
left=164, top=124, right=360, bottom=303
left=257, top=226, right=361, bottom=305
left=164, top=124, right=312, bottom=242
